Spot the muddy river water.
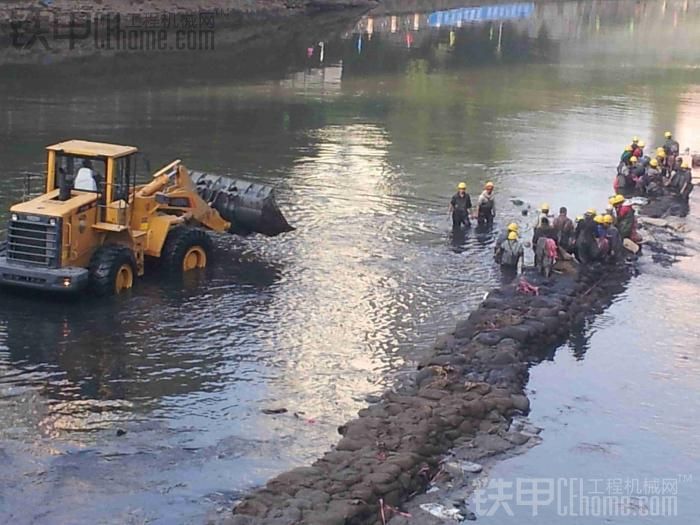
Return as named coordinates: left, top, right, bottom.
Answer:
left=0, top=1, right=699, bottom=523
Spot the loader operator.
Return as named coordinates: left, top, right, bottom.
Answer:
left=74, top=159, right=98, bottom=192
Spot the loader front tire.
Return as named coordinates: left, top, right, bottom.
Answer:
left=88, top=245, right=137, bottom=296
left=161, top=227, right=213, bottom=273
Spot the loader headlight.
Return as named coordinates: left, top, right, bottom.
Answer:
left=49, top=218, right=57, bottom=227
left=62, top=277, right=71, bottom=287
left=11, top=214, right=18, bottom=221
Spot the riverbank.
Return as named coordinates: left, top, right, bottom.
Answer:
left=0, top=0, right=375, bottom=66
left=0, top=0, right=376, bottom=20
left=226, top=193, right=689, bottom=524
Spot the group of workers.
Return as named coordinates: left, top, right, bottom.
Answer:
left=449, top=131, right=693, bottom=280
left=493, top=197, right=637, bottom=278
left=448, top=181, right=497, bottom=229
left=615, top=132, right=693, bottom=200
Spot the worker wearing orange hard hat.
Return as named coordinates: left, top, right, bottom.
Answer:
left=477, top=181, right=496, bottom=227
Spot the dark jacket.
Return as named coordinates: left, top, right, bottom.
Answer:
left=451, top=192, right=472, bottom=212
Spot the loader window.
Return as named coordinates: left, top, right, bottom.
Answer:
left=54, top=153, right=106, bottom=197
left=113, top=156, right=133, bottom=202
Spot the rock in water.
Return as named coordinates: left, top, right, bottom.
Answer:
left=261, top=408, right=288, bottom=415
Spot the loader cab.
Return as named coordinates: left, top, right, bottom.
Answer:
left=46, top=140, right=138, bottom=226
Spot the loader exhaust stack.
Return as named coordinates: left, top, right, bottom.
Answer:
left=191, top=171, right=294, bottom=237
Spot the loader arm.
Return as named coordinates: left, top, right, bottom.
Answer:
left=139, top=161, right=232, bottom=233
left=137, top=159, right=293, bottom=238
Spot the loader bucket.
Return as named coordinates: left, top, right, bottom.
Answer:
left=191, top=171, right=294, bottom=237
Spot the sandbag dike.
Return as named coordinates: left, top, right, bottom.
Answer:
left=226, top=197, right=687, bottom=525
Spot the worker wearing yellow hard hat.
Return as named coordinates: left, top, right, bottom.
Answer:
left=449, top=182, right=473, bottom=229
left=605, top=211, right=625, bottom=261
left=663, top=131, right=680, bottom=158
left=631, top=138, right=645, bottom=160
left=654, top=148, right=668, bottom=176
left=617, top=151, right=644, bottom=193
left=574, top=207, right=599, bottom=264
left=533, top=214, right=557, bottom=277
left=591, top=213, right=614, bottom=261
left=535, top=202, right=551, bottom=228
left=609, top=194, right=625, bottom=206
left=668, top=159, right=694, bottom=200
left=496, top=228, right=524, bottom=279
left=608, top=193, right=640, bottom=241
left=642, top=156, right=664, bottom=194
left=620, top=145, right=634, bottom=164
left=477, top=182, right=496, bottom=227
left=495, top=222, right=519, bottom=260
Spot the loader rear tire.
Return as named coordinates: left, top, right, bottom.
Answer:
left=89, top=245, right=137, bottom=296
left=161, top=227, right=213, bottom=273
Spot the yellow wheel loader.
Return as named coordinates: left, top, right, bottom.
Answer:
left=0, top=140, right=293, bottom=295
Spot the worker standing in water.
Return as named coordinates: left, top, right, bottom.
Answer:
left=604, top=214, right=624, bottom=262
left=553, top=206, right=574, bottom=252
left=629, top=136, right=640, bottom=152
left=494, top=222, right=519, bottom=263
left=498, top=231, right=524, bottom=282
left=534, top=203, right=552, bottom=228
left=532, top=216, right=558, bottom=272
left=449, top=182, right=473, bottom=229
left=620, top=145, right=633, bottom=165
left=610, top=194, right=641, bottom=242
left=655, top=149, right=669, bottom=176
left=592, top=215, right=610, bottom=261
left=476, top=182, right=496, bottom=226
left=668, top=160, right=694, bottom=200
left=574, top=208, right=597, bottom=263
left=663, top=131, right=680, bottom=157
